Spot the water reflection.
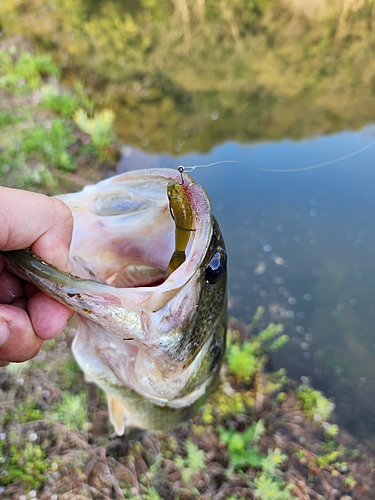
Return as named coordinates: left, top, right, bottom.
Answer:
left=119, top=124, right=375, bottom=443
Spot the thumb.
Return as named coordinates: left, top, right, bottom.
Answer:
left=0, top=187, right=73, bottom=271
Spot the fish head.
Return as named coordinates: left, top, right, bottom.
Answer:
left=2, top=168, right=227, bottom=436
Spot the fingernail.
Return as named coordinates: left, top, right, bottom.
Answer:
left=0, top=321, right=11, bottom=347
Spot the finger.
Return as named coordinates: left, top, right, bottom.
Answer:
left=0, top=188, right=73, bottom=271
left=0, top=305, right=44, bottom=362
left=0, top=268, right=25, bottom=304
left=28, top=291, right=73, bottom=340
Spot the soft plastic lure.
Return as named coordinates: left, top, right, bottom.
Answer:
left=166, top=178, right=195, bottom=278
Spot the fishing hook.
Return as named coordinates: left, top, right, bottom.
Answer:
left=178, top=165, right=184, bottom=185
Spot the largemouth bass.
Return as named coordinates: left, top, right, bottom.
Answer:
left=2, top=168, right=227, bottom=437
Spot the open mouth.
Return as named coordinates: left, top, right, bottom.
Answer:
left=106, top=263, right=167, bottom=288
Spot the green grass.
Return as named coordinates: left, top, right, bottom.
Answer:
left=55, top=391, right=90, bottom=432
left=219, top=421, right=265, bottom=469
left=0, top=434, right=52, bottom=491
left=0, top=47, right=118, bottom=192
left=0, top=51, right=59, bottom=93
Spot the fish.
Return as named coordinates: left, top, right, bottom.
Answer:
left=2, top=168, right=227, bottom=438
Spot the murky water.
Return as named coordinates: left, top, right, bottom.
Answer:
left=118, top=125, right=375, bottom=442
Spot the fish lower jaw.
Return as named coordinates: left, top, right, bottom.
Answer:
left=97, top=371, right=219, bottom=435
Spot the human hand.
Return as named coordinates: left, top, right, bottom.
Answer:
left=0, top=187, right=74, bottom=364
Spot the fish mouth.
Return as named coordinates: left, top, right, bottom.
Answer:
left=55, top=168, right=214, bottom=311
left=1, top=168, right=213, bottom=327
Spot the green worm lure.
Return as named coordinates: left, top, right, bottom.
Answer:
left=165, top=173, right=195, bottom=278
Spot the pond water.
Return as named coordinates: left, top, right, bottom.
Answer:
left=4, top=0, right=375, bottom=443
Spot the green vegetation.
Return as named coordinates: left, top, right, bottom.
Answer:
left=175, top=440, right=206, bottom=483
left=0, top=314, right=366, bottom=497
left=219, top=420, right=265, bottom=468
left=55, top=391, right=91, bottom=432
left=0, top=5, right=372, bottom=493
left=74, top=108, right=116, bottom=160
left=0, top=436, right=51, bottom=491
left=253, top=449, right=293, bottom=500
left=227, top=319, right=288, bottom=382
left=297, top=384, right=339, bottom=437
left=0, top=47, right=118, bottom=193
left=0, top=51, right=58, bottom=93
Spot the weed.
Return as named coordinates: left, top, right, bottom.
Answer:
left=316, top=450, right=340, bottom=468
left=0, top=112, right=20, bottom=127
left=227, top=322, right=288, bottom=382
left=0, top=433, right=51, bottom=492
left=41, top=84, right=80, bottom=117
left=59, top=358, right=84, bottom=389
left=297, top=384, right=335, bottom=430
left=0, top=51, right=58, bottom=93
left=253, top=448, right=293, bottom=500
left=253, top=474, right=293, bottom=500
left=227, top=340, right=258, bottom=380
left=54, top=391, right=91, bottom=432
left=175, top=439, right=206, bottom=483
left=74, top=108, right=115, bottom=159
left=21, top=119, right=76, bottom=170
left=344, top=474, right=357, bottom=488
left=252, top=305, right=265, bottom=325
left=141, top=488, right=163, bottom=500
left=0, top=48, right=118, bottom=192
left=4, top=401, right=43, bottom=425
left=219, top=420, right=265, bottom=469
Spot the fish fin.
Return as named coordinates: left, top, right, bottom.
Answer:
left=107, top=395, right=127, bottom=436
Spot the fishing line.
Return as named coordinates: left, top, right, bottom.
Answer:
left=180, top=135, right=375, bottom=174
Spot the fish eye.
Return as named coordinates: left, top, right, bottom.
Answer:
left=205, top=249, right=227, bottom=285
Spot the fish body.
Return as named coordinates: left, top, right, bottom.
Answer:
left=2, top=169, right=227, bottom=437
